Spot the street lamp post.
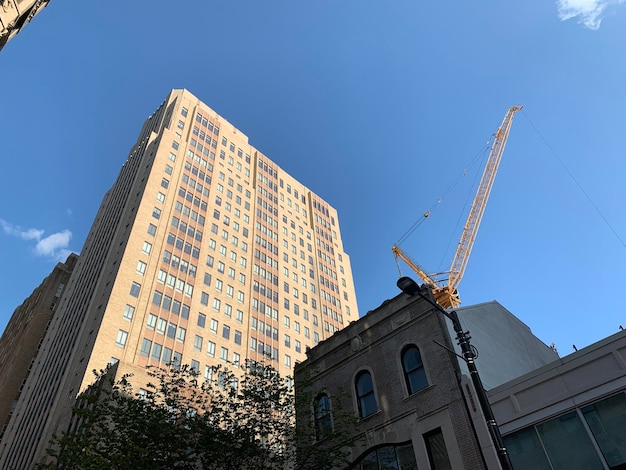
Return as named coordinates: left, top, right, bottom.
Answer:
left=397, top=276, right=513, bottom=470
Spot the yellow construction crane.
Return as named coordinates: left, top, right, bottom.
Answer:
left=392, top=105, right=523, bottom=308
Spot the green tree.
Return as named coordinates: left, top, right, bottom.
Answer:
left=37, top=362, right=357, bottom=470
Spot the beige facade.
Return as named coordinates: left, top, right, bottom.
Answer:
left=0, top=89, right=359, bottom=469
left=0, top=0, right=50, bottom=51
left=0, top=254, right=76, bottom=439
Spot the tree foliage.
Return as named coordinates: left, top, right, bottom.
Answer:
left=37, top=362, right=356, bottom=470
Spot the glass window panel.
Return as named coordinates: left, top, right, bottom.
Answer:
left=537, top=411, right=604, bottom=470
left=582, top=393, right=626, bottom=469
left=504, top=428, right=551, bottom=470
left=424, top=428, right=452, bottom=470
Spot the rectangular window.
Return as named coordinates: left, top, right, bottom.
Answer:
left=181, top=304, right=190, bottom=319
left=222, top=325, right=230, bottom=340
left=210, top=318, right=219, bottom=333
left=142, top=241, right=152, bottom=254
left=176, top=326, right=186, bottom=343
left=147, top=313, right=157, bottom=330
left=207, top=341, right=216, bottom=357
left=234, top=330, right=242, bottom=345
left=130, top=282, right=141, bottom=297
left=123, top=305, right=135, bottom=321
left=194, top=334, right=203, bottom=351
left=220, top=347, right=228, bottom=362
left=162, top=347, right=173, bottom=365
left=151, top=343, right=162, bottom=361
left=115, top=330, right=128, bottom=348
left=140, top=338, right=151, bottom=356
left=197, top=313, right=206, bottom=328
left=424, top=428, right=453, bottom=470
left=136, top=261, right=147, bottom=275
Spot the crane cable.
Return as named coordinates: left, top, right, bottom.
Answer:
left=395, top=142, right=492, bottom=247
left=438, top=145, right=490, bottom=270
left=521, top=110, right=626, bottom=250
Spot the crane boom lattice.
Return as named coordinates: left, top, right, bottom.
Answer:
left=393, top=105, right=522, bottom=309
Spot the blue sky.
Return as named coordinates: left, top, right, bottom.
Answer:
left=1, top=0, right=625, bottom=356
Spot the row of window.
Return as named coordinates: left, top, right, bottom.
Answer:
left=354, top=345, right=428, bottom=419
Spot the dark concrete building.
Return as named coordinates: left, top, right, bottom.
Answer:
left=295, top=291, right=492, bottom=469
left=0, top=253, right=77, bottom=439
left=294, top=287, right=561, bottom=469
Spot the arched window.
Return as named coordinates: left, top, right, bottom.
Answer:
left=355, top=371, right=377, bottom=418
left=314, top=393, right=332, bottom=441
left=401, top=345, right=428, bottom=395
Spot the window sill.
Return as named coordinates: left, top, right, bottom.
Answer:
left=358, top=409, right=382, bottom=422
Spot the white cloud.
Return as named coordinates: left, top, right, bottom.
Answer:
left=0, top=218, right=44, bottom=240
left=0, top=218, right=73, bottom=260
left=557, top=0, right=625, bottom=29
left=35, top=230, right=73, bottom=257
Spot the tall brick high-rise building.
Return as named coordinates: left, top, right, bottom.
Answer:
left=0, top=89, right=359, bottom=468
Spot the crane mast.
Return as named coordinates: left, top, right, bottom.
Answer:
left=393, top=105, right=522, bottom=308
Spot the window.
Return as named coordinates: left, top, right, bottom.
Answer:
left=356, top=444, right=418, bottom=470
left=355, top=371, right=377, bottom=418
left=201, top=292, right=209, bottom=306
left=197, top=313, right=206, bottom=328
left=147, top=224, right=157, bottom=236
left=157, top=192, right=166, bottom=203
left=424, top=428, right=453, bottom=470
left=191, top=360, right=200, bottom=374
left=234, top=330, right=242, bottom=345
left=136, top=261, right=147, bottom=275
left=151, top=343, right=162, bottom=361
left=210, top=318, right=219, bottom=333
left=147, top=313, right=157, bottom=330
left=140, top=339, right=151, bottom=356
left=122, top=305, right=135, bottom=321
left=176, top=326, right=186, bottom=343
left=194, top=335, right=203, bottom=351
left=115, top=330, right=128, bottom=348
left=220, top=347, right=228, bottom=361
left=315, top=394, right=332, bottom=441
left=222, top=325, right=230, bottom=340
left=142, top=241, right=152, bottom=254
left=207, top=341, right=216, bottom=357
left=401, top=345, right=428, bottom=394
left=130, top=282, right=141, bottom=297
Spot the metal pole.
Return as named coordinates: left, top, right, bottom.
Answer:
left=447, top=309, right=514, bottom=470
left=399, top=278, right=513, bottom=470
